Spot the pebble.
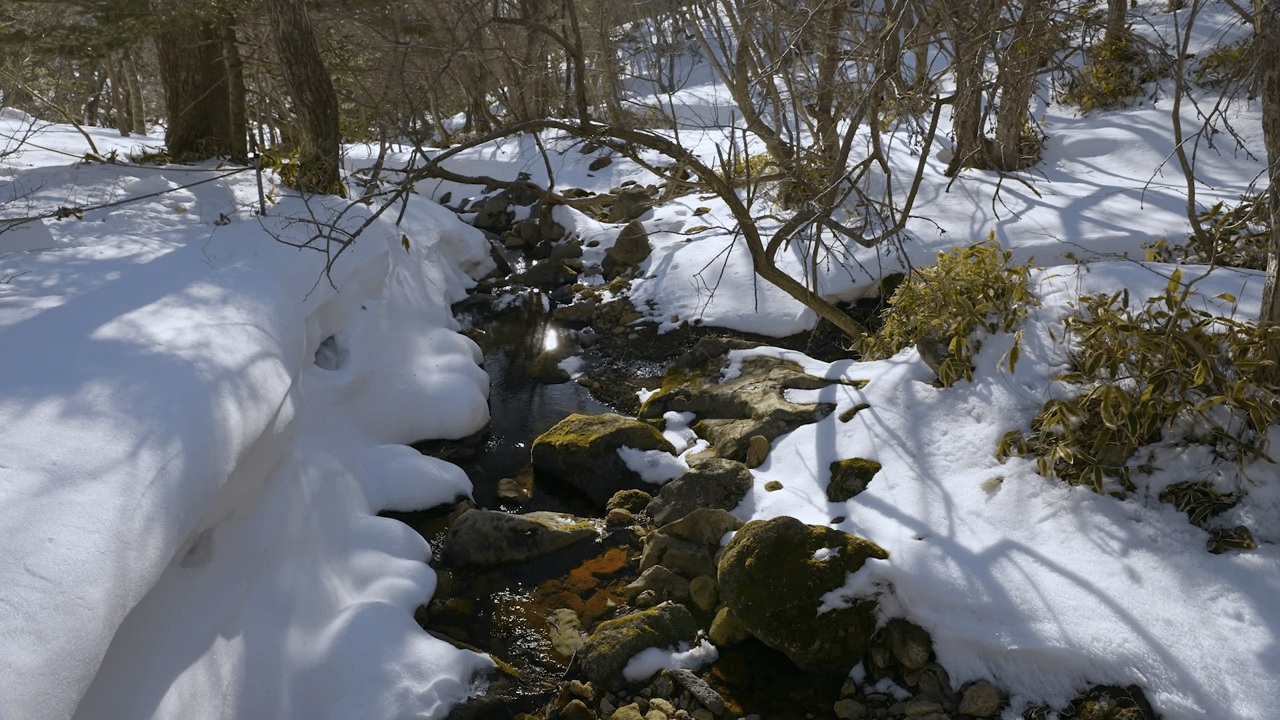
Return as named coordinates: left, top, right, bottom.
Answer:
left=648, top=698, right=676, bottom=717
left=958, top=681, right=1004, bottom=717
left=901, top=697, right=943, bottom=716
left=569, top=680, right=595, bottom=701
left=833, top=698, right=867, bottom=720
left=763, top=480, right=783, bottom=492
left=609, top=704, right=644, bottom=720
left=562, top=699, right=595, bottom=720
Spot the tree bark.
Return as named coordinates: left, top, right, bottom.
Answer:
left=991, top=0, right=1048, bottom=171
left=155, top=17, right=233, bottom=158
left=266, top=0, right=341, bottom=193
left=219, top=12, right=249, bottom=162
left=1257, top=0, right=1280, bottom=337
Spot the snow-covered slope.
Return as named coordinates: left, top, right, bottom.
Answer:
left=0, top=117, right=494, bottom=719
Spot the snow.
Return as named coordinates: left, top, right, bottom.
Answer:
left=0, top=119, right=492, bottom=719
left=617, top=445, right=689, bottom=484
left=2, top=3, right=1278, bottom=719
left=621, top=640, right=720, bottom=683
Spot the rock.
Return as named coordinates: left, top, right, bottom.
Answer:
left=606, top=508, right=636, bottom=526
left=589, top=155, right=613, bottom=171
left=555, top=299, right=598, bottom=324
left=562, top=699, right=595, bottom=720
left=901, top=697, right=943, bottom=716
left=609, top=704, right=645, bottom=720
left=496, top=476, right=533, bottom=503
left=640, top=508, right=742, bottom=579
left=639, top=348, right=849, bottom=463
left=517, top=258, right=579, bottom=288
left=670, top=669, right=725, bottom=716
left=707, top=606, right=750, bottom=646
left=827, top=458, right=881, bottom=502
left=533, top=414, right=677, bottom=509
left=625, top=565, right=691, bottom=604
left=958, top=681, right=1003, bottom=718
left=569, top=679, right=596, bottom=701
left=833, top=699, right=867, bottom=720
left=914, top=663, right=955, bottom=704
left=530, top=349, right=571, bottom=384
left=744, top=435, right=770, bottom=468
left=580, top=602, right=699, bottom=685
left=607, top=489, right=653, bottom=514
left=648, top=698, right=676, bottom=717
left=604, top=220, right=652, bottom=278
left=688, top=575, right=717, bottom=612
left=443, top=509, right=597, bottom=565
left=608, top=187, right=653, bottom=223
left=645, top=458, right=753, bottom=526
left=472, top=192, right=514, bottom=229
left=548, top=608, right=589, bottom=658
left=763, top=481, right=783, bottom=492
left=885, top=619, right=933, bottom=671
left=716, top=516, right=888, bottom=673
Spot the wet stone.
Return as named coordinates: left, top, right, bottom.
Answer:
left=625, top=565, right=691, bottom=604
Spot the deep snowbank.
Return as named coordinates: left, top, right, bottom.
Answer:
left=0, top=122, right=494, bottom=719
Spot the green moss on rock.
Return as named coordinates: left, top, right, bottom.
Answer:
left=827, top=458, right=882, bottom=502
left=578, top=602, right=699, bottom=685
left=717, top=515, right=888, bottom=673
left=532, top=413, right=677, bottom=509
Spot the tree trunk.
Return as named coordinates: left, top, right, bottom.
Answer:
left=124, top=51, right=147, bottom=136
left=266, top=0, right=341, bottom=193
left=155, top=17, right=233, bottom=158
left=1257, top=0, right=1280, bottom=340
left=1106, top=0, right=1128, bottom=43
left=219, top=12, right=249, bottom=162
left=105, top=53, right=128, bottom=136
left=992, top=0, right=1048, bottom=171
left=945, top=12, right=990, bottom=176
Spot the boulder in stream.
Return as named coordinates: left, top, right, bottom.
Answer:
left=645, top=457, right=753, bottom=526
left=578, top=601, right=698, bottom=685
left=532, top=413, right=677, bottom=509
left=442, top=508, right=597, bottom=566
left=717, top=515, right=888, bottom=673
left=639, top=508, right=742, bottom=579
left=640, top=341, right=859, bottom=463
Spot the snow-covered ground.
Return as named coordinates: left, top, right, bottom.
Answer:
left=2, top=2, right=1278, bottom=718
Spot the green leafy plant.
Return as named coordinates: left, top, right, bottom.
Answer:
left=1144, top=195, right=1271, bottom=270
left=857, top=235, right=1037, bottom=385
left=1000, top=270, right=1280, bottom=494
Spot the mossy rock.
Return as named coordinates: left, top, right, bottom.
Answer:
left=646, top=457, right=753, bottom=526
left=442, top=509, right=597, bottom=566
left=717, top=515, right=888, bottom=673
left=639, top=346, right=853, bottom=462
left=578, top=601, right=698, bottom=685
left=532, top=413, right=677, bottom=510
left=827, top=458, right=881, bottom=502
left=606, top=489, right=653, bottom=514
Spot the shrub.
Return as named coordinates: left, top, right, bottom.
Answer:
left=857, top=236, right=1036, bottom=385
left=1059, top=36, right=1154, bottom=113
left=999, top=270, right=1280, bottom=494
left=1144, top=194, right=1271, bottom=270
